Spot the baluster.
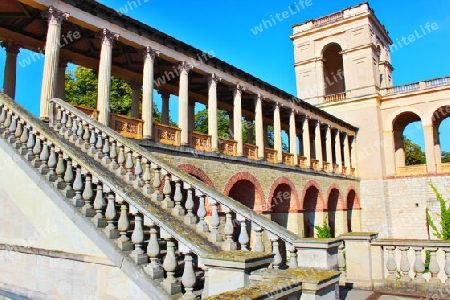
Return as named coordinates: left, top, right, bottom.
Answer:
left=181, top=250, right=196, bottom=299
left=81, top=174, right=95, bottom=217
left=161, top=172, right=174, bottom=209
left=144, top=221, right=164, bottom=279
left=399, top=246, right=411, bottom=282
left=13, top=119, right=22, bottom=148
left=196, top=193, right=209, bottom=233
left=253, top=224, right=265, bottom=252
left=2, top=111, right=12, bottom=138
left=162, top=235, right=181, bottom=294
left=0, top=106, right=7, bottom=133
left=151, top=165, right=163, bottom=202
left=62, top=158, right=75, bottom=198
left=101, top=136, right=111, bottom=164
left=32, top=133, right=42, bottom=168
left=269, top=234, right=282, bottom=269
left=88, top=125, right=97, bottom=155
left=116, top=144, right=126, bottom=176
left=64, top=113, right=73, bottom=139
left=110, top=140, right=119, bottom=169
left=412, top=247, right=425, bottom=283
left=208, top=199, right=222, bottom=242
left=25, top=128, right=35, bottom=161
left=444, top=248, right=450, bottom=283
left=222, top=206, right=237, bottom=251
left=59, top=110, right=67, bottom=135
left=116, top=201, right=132, bottom=251
left=46, top=145, right=57, bottom=182
left=338, top=243, right=346, bottom=275
left=55, top=106, right=62, bottom=129
left=95, top=130, right=104, bottom=159
left=237, top=214, right=249, bottom=251
left=129, top=209, right=148, bottom=265
left=288, top=246, right=298, bottom=269
left=142, top=160, right=153, bottom=195
left=75, top=118, right=84, bottom=144
left=72, top=164, right=84, bottom=207
left=183, top=184, right=196, bottom=225
left=7, top=116, right=17, bottom=143
left=133, top=155, right=144, bottom=188
left=386, top=246, right=397, bottom=280
left=125, top=149, right=135, bottom=181
left=81, top=122, right=90, bottom=149
left=54, top=151, right=66, bottom=189
left=201, top=266, right=209, bottom=299
left=103, top=192, right=120, bottom=239
left=428, top=247, right=441, bottom=283
left=172, top=177, right=185, bottom=216
left=39, top=139, right=50, bottom=174
left=92, top=182, right=106, bottom=228
left=18, top=124, right=28, bottom=153
left=69, top=115, right=78, bottom=142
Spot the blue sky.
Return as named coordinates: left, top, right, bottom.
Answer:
left=1, top=0, right=449, bottom=150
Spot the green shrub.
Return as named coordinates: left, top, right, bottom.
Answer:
left=314, top=217, right=332, bottom=238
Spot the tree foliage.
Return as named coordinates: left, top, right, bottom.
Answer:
left=404, top=137, right=426, bottom=165
left=426, top=184, right=450, bottom=240
left=314, top=217, right=332, bottom=238
left=442, top=151, right=450, bottom=163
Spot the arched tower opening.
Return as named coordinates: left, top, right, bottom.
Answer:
left=322, top=43, right=345, bottom=96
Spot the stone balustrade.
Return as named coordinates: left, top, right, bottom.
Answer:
left=396, top=164, right=427, bottom=176
left=282, top=152, right=295, bottom=166
left=153, top=122, right=181, bottom=146
left=311, top=159, right=320, bottom=171
left=189, top=131, right=212, bottom=152
left=323, top=161, right=331, bottom=172
left=324, top=92, right=346, bottom=103
left=243, top=143, right=258, bottom=160
left=72, top=104, right=98, bottom=119
left=218, top=138, right=237, bottom=156
left=298, top=155, right=307, bottom=168
left=437, top=163, right=450, bottom=174
left=109, top=113, right=143, bottom=140
left=264, top=148, right=278, bottom=164
left=383, top=76, right=450, bottom=96
left=312, top=11, right=344, bottom=27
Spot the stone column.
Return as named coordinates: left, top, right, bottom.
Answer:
left=1, top=42, right=21, bottom=99
left=343, top=133, right=351, bottom=175
left=96, top=29, right=119, bottom=126
left=383, top=130, right=396, bottom=176
left=55, top=57, right=68, bottom=99
left=335, top=130, right=343, bottom=173
left=233, top=84, right=245, bottom=156
left=314, top=121, right=323, bottom=169
left=208, top=74, right=221, bottom=150
left=40, top=6, right=69, bottom=120
left=325, top=125, right=333, bottom=170
left=188, top=99, right=195, bottom=132
left=254, top=95, right=264, bottom=159
left=158, top=90, right=170, bottom=125
left=349, top=135, right=357, bottom=174
left=273, top=103, right=282, bottom=163
left=433, top=125, right=441, bottom=165
left=289, top=109, right=298, bottom=165
left=302, top=116, right=311, bottom=167
left=130, top=81, right=141, bottom=119
left=423, top=124, right=437, bottom=173
left=178, top=62, right=193, bottom=146
left=142, top=47, right=158, bottom=139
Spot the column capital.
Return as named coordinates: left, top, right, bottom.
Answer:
left=254, top=94, right=264, bottom=102
left=158, top=90, right=171, bottom=98
left=177, top=61, right=193, bottom=73
left=207, top=73, right=221, bottom=86
left=96, top=28, right=119, bottom=47
left=41, top=6, right=69, bottom=26
left=1, top=41, right=21, bottom=55
left=273, top=101, right=281, bottom=110
left=234, top=84, right=246, bottom=95
left=141, top=46, right=160, bottom=61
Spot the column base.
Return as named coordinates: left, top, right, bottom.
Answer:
left=144, top=264, right=164, bottom=279
left=184, top=214, right=197, bottom=225
left=130, top=251, right=148, bottom=265
left=91, top=215, right=107, bottom=228
left=72, top=195, right=84, bottom=207
left=116, top=238, right=133, bottom=251
left=161, top=199, right=174, bottom=209
left=81, top=206, right=95, bottom=217
left=151, top=191, right=163, bottom=202
left=209, top=232, right=223, bottom=243
left=62, top=187, right=75, bottom=198
left=163, top=279, right=182, bottom=295
left=103, top=226, right=120, bottom=239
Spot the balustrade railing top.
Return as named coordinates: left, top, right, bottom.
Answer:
left=49, top=98, right=300, bottom=245
left=383, top=76, right=450, bottom=96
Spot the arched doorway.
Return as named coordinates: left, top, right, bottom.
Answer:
left=323, top=43, right=345, bottom=96
left=327, top=189, right=340, bottom=238
left=302, top=184, right=323, bottom=238
left=347, top=189, right=361, bottom=232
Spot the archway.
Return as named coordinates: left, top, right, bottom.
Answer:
left=322, top=43, right=345, bottom=96
left=327, top=189, right=340, bottom=238
left=301, top=181, right=324, bottom=238
left=347, top=189, right=361, bottom=232
left=432, top=106, right=450, bottom=170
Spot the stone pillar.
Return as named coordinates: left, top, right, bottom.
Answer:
left=40, top=6, right=69, bottom=120
left=349, top=135, right=357, bottom=174
left=1, top=42, right=21, bottom=99
left=423, top=124, right=437, bottom=173
left=159, top=90, right=170, bottom=125
left=273, top=103, right=282, bottom=163
left=96, top=29, right=119, bottom=126
left=233, top=84, right=245, bottom=156
left=142, top=47, right=158, bottom=139
left=433, top=125, right=441, bottom=165
left=208, top=74, right=221, bottom=150
left=394, top=127, right=405, bottom=168
left=188, top=99, right=195, bottom=132
left=335, top=130, right=343, bottom=173
left=289, top=110, right=298, bottom=165
left=55, top=57, right=68, bottom=99
left=302, top=116, right=311, bottom=167
left=343, top=133, right=351, bottom=175
left=178, top=62, right=193, bottom=146
left=254, top=95, right=264, bottom=159
left=130, top=81, right=141, bottom=119
left=325, top=125, right=332, bottom=168
left=383, top=130, right=396, bottom=176
left=314, top=121, right=323, bottom=169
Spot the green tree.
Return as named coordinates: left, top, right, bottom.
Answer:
left=404, top=137, right=426, bottom=165
left=442, top=151, right=450, bottom=163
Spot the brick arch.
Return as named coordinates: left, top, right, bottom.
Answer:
left=300, top=180, right=324, bottom=212
left=346, top=185, right=361, bottom=210
left=267, top=176, right=299, bottom=213
left=325, top=183, right=344, bottom=211
left=223, top=172, right=265, bottom=213
left=177, top=164, right=215, bottom=188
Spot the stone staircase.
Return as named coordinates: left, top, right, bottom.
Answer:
left=0, top=93, right=308, bottom=299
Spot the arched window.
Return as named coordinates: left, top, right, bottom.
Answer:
left=322, top=43, right=346, bottom=96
